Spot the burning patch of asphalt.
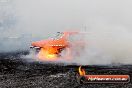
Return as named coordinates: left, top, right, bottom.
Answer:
left=0, top=51, right=131, bottom=88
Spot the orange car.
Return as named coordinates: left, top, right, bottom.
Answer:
left=30, top=32, right=86, bottom=61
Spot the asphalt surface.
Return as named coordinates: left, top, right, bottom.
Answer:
left=0, top=51, right=132, bottom=88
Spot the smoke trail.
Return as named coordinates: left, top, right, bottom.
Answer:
left=72, top=24, right=132, bottom=65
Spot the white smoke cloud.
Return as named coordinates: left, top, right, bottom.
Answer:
left=71, top=24, right=132, bottom=65
left=1, top=0, right=132, bottom=64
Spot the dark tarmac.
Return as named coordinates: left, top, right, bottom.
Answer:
left=0, top=51, right=132, bottom=88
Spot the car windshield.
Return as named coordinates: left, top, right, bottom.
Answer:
left=52, top=32, right=63, bottom=39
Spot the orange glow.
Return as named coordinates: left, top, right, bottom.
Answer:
left=37, top=47, right=58, bottom=61
left=31, top=31, right=86, bottom=61
left=78, top=66, right=86, bottom=76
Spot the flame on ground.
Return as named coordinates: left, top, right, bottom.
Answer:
left=78, top=66, right=86, bottom=76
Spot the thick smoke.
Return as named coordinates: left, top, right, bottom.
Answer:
left=70, top=25, right=132, bottom=65
left=1, top=0, right=132, bottom=64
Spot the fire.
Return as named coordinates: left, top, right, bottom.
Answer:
left=36, top=46, right=73, bottom=61
left=37, top=47, right=58, bottom=61
left=78, top=66, right=86, bottom=76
